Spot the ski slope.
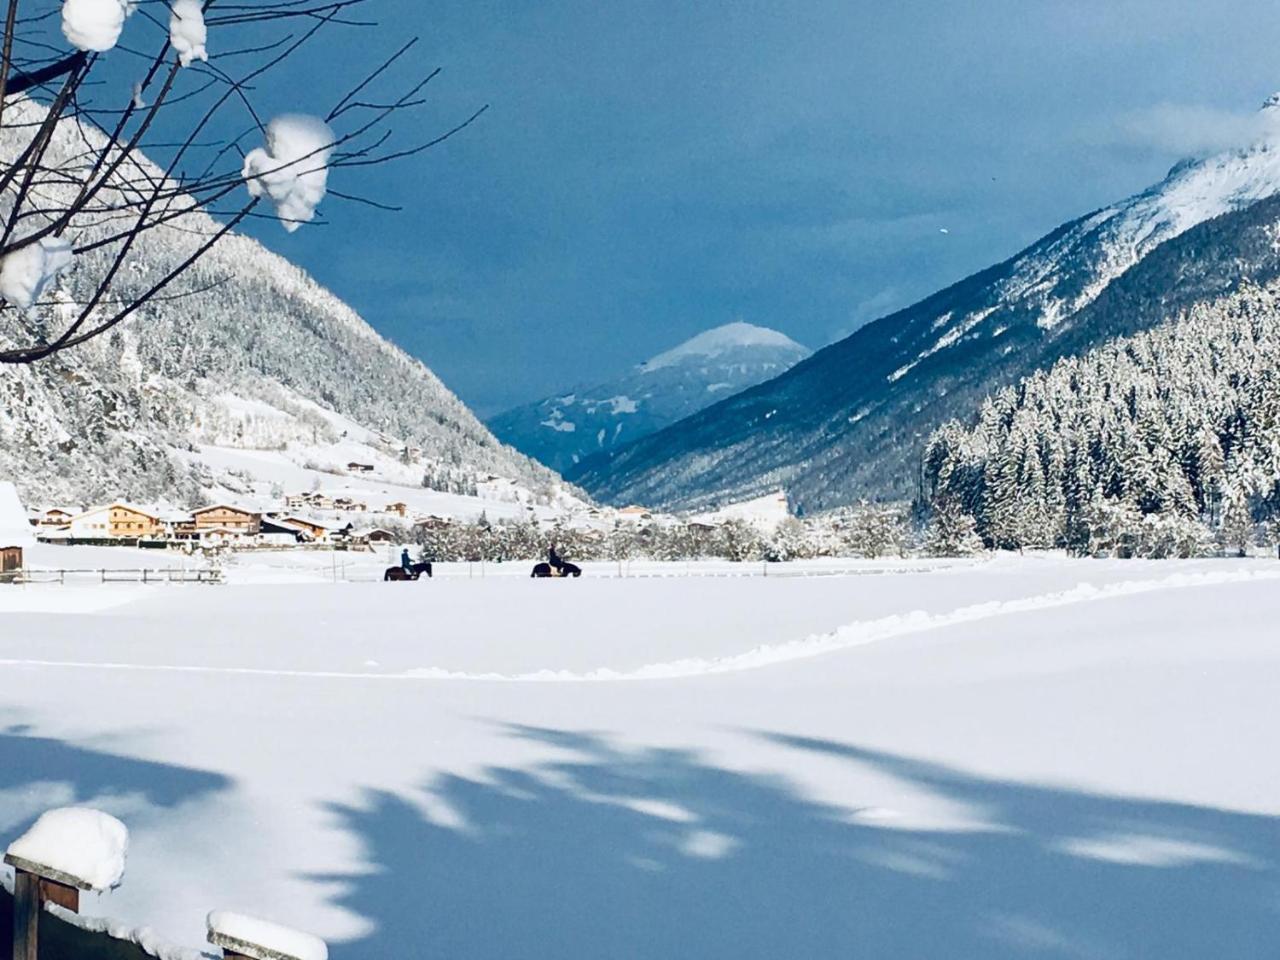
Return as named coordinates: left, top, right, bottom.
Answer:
left=0, top=556, right=1277, bottom=958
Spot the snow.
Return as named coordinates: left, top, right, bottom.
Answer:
left=6, top=807, right=127, bottom=890
left=61, top=0, right=129, bottom=52
left=168, top=0, right=207, bottom=67
left=0, top=481, right=33, bottom=547
left=689, top=490, right=791, bottom=530
left=0, top=237, right=73, bottom=310
left=641, top=322, right=806, bottom=371
left=243, top=115, right=335, bottom=232
left=3, top=556, right=1280, bottom=958
left=208, top=911, right=327, bottom=960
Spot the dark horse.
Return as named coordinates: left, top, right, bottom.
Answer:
left=531, top=561, right=582, bottom=578
left=384, top=562, right=433, bottom=581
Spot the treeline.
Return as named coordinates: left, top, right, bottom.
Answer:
left=923, top=282, right=1280, bottom=557
left=411, top=504, right=917, bottom=563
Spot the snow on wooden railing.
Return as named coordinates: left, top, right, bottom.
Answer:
left=208, top=911, right=328, bottom=960
left=4, top=807, right=326, bottom=960
left=4, top=807, right=128, bottom=960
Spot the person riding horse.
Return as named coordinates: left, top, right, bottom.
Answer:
left=548, top=544, right=567, bottom=574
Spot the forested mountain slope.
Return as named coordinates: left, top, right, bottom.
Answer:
left=924, top=281, right=1280, bottom=555
left=0, top=98, right=563, bottom=507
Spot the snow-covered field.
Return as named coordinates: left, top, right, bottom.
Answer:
left=1, top=556, right=1278, bottom=958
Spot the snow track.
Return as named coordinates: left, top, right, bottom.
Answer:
left=3, top=567, right=1275, bottom=684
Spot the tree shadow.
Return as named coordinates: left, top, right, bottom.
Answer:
left=319, top=725, right=1280, bottom=959
left=0, top=725, right=230, bottom=815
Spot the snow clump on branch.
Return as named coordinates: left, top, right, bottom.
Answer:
left=0, top=237, right=74, bottom=310
left=242, top=115, right=335, bottom=232
left=61, top=0, right=133, bottom=53
left=169, top=0, right=208, bottom=67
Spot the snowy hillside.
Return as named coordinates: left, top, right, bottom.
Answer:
left=571, top=96, right=1280, bottom=512
left=487, top=322, right=809, bottom=474
left=0, top=97, right=566, bottom=509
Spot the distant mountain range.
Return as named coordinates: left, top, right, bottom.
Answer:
left=487, top=322, right=810, bottom=475
left=0, top=98, right=563, bottom=508
left=569, top=95, right=1280, bottom=513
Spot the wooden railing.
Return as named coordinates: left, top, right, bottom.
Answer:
left=10, top=568, right=222, bottom=585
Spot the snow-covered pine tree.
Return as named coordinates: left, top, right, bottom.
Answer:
left=923, top=281, right=1280, bottom=556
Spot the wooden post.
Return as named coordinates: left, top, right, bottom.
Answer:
left=12, top=869, right=38, bottom=960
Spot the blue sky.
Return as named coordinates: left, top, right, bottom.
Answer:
left=219, top=0, right=1280, bottom=414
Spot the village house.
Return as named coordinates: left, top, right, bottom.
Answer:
left=413, top=515, right=453, bottom=531
left=346, top=462, right=375, bottom=473
left=158, top=511, right=196, bottom=540
left=284, top=494, right=310, bottom=511
left=39, top=507, right=76, bottom=527
left=280, top=516, right=330, bottom=542
left=108, top=504, right=162, bottom=539
left=192, top=505, right=262, bottom=536
left=64, top=505, right=110, bottom=539
left=258, top=517, right=312, bottom=545
left=198, top=527, right=253, bottom=547
left=384, top=502, right=409, bottom=518
left=309, top=494, right=335, bottom=511
left=333, top=497, right=367, bottom=513
left=57, top=503, right=161, bottom=542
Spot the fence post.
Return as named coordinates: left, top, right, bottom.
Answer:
left=12, top=869, right=38, bottom=960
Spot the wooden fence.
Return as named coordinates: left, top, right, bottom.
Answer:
left=12, top=568, right=222, bottom=585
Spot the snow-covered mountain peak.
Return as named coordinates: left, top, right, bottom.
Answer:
left=987, top=127, right=1280, bottom=334
left=1261, top=92, right=1280, bottom=112
left=641, top=322, right=807, bottom=372
left=488, top=322, right=810, bottom=474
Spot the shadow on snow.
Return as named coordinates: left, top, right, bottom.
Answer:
left=321, top=725, right=1280, bottom=959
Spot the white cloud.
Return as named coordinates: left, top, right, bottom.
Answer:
left=1114, top=100, right=1280, bottom=156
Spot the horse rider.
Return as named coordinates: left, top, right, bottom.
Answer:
left=548, top=543, right=567, bottom=574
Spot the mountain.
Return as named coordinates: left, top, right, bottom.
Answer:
left=0, top=98, right=567, bottom=509
left=569, top=96, right=1280, bottom=512
left=487, top=322, right=810, bottom=475
left=924, top=279, right=1280, bottom=555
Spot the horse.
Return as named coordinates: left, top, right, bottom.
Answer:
left=531, top=561, right=582, bottom=578
left=384, top=561, right=433, bottom=581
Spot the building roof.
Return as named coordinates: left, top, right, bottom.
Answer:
left=0, top=483, right=35, bottom=548
left=192, top=504, right=260, bottom=516
left=281, top=515, right=331, bottom=531
left=109, top=502, right=162, bottom=520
